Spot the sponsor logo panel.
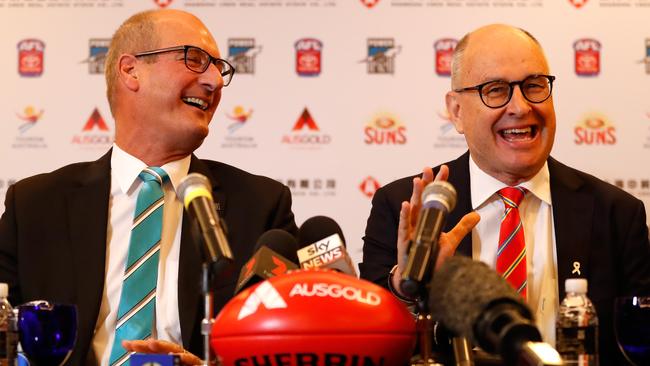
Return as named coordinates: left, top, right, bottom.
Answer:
left=153, top=0, right=173, bottom=7
left=361, top=38, right=400, bottom=75
left=360, top=0, right=380, bottom=8
left=222, top=105, right=257, bottom=149
left=228, top=38, right=261, bottom=75
left=295, top=38, right=322, bottom=77
left=71, top=108, right=113, bottom=148
left=606, top=178, right=650, bottom=198
left=574, top=112, right=616, bottom=145
left=13, top=105, right=47, bottom=149
left=359, top=176, right=381, bottom=198
left=574, top=38, right=601, bottom=76
left=364, top=112, right=407, bottom=145
left=82, top=38, right=110, bottom=74
left=434, top=38, right=457, bottom=76
left=18, top=39, right=45, bottom=77
left=569, top=0, right=589, bottom=8
left=276, top=177, right=336, bottom=197
left=281, top=108, right=331, bottom=147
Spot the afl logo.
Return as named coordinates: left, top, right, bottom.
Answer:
left=574, top=38, right=601, bottom=76
left=295, top=38, right=322, bottom=77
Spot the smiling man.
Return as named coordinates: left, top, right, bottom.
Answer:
left=360, top=24, right=650, bottom=364
left=0, top=9, right=297, bottom=365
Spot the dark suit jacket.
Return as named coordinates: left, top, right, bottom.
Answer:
left=360, top=151, right=650, bottom=364
left=0, top=150, right=298, bottom=365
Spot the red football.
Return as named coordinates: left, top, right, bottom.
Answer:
left=211, top=269, right=416, bottom=366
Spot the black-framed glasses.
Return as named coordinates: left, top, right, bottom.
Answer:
left=453, top=74, right=555, bottom=109
left=134, top=45, right=235, bottom=87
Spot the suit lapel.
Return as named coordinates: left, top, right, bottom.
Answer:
left=65, top=150, right=111, bottom=360
left=178, top=156, right=224, bottom=348
left=548, top=157, right=594, bottom=296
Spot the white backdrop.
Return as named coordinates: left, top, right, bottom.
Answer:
left=1, top=0, right=649, bottom=266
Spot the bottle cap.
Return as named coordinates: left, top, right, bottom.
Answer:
left=0, top=283, right=7, bottom=298
left=565, top=278, right=587, bottom=294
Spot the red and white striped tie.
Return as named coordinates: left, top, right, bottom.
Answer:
left=496, top=187, right=527, bottom=300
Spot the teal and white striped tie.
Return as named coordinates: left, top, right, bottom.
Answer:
left=109, top=167, right=168, bottom=365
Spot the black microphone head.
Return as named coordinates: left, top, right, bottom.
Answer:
left=297, top=215, right=346, bottom=248
left=254, top=229, right=299, bottom=264
left=421, top=180, right=457, bottom=213
left=428, top=256, right=533, bottom=347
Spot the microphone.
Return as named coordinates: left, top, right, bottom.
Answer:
left=428, top=256, right=562, bottom=366
left=234, top=229, right=299, bottom=294
left=400, top=180, right=457, bottom=299
left=296, top=216, right=357, bottom=276
left=178, top=173, right=234, bottom=265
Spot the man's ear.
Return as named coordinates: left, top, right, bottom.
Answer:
left=445, top=91, right=464, bottom=134
left=118, top=54, right=139, bottom=91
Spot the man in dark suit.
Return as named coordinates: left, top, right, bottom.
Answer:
left=0, top=9, right=296, bottom=365
left=360, top=24, right=650, bottom=364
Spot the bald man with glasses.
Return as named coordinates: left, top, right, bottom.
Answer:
left=360, top=24, right=650, bottom=364
left=0, top=9, right=297, bottom=365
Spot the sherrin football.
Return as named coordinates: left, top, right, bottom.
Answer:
left=211, top=269, right=416, bottom=366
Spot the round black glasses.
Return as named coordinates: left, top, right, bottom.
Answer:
left=134, top=45, right=235, bottom=87
left=453, top=74, right=555, bottom=109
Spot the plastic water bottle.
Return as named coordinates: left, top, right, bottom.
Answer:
left=0, top=283, right=17, bottom=366
left=556, top=278, right=599, bottom=365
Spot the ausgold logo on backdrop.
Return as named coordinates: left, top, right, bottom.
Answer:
left=81, top=38, right=110, bottom=74
left=574, top=112, right=616, bottom=145
left=359, top=176, right=380, bottom=198
left=17, top=39, right=45, bottom=77
left=434, top=38, right=458, bottom=77
left=360, top=38, right=401, bottom=75
left=574, top=38, right=601, bottom=76
left=363, top=112, right=407, bottom=145
left=281, top=108, right=331, bottom=146
left=222, top=105, right=257, bottom=149
left=295, top=38, right=322, bottom=77
left=71, top=108, right=113, bottom=148
left=13, top=105, right=46, bottom=149
left=228, top=38, right=262, bottom=75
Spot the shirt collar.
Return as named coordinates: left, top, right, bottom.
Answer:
left=469, top=155, right=552, bottom=209
left=110, top=143, right=191, bottom=195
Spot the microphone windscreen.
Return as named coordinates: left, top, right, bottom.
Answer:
left=297, top=215, right=346, bottom=248
left=253, top=229, right=299, bottom=264
left=428, top=256, right=528, bottom=344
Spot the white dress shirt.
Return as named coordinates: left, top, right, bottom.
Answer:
left=468, top=156, right=559, bottom=345
left=91, top=144, right=190, bottom=365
